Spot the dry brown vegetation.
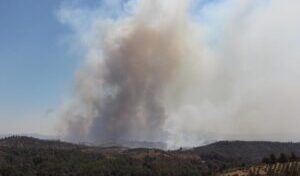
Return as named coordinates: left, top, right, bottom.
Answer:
left=221, top=162, right=300, bottom=176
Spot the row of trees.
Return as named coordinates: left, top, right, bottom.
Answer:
left=262, top=153, right=298, bottom=164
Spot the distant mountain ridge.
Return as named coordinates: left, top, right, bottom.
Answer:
left=1, top=136, right=300, bottom=175
left=99, top=140, right=167, bottom=149
left=0, top=136, right=83, bottom=150
left=1, top=136, right=300, bottom=163
left=0, top=133, right=57, bottom=140
left=194, top=140, right=300, bottom=163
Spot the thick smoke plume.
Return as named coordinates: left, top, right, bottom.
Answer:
left=59, top=0, right=201, bottom=144
left=59, top=0, right=300, bottom=147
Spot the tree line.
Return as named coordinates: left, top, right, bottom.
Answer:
left=262, top=153, right=298, bottom=164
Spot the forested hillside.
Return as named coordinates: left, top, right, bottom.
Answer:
left=1, top=136, right=300, bottom=176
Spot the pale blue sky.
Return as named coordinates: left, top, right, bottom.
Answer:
left=0, top=0, right=78, bottom=134
left=0, top=0, right=147, bottom=134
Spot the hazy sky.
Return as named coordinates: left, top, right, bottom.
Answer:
left=0, top=0, right=76, bottom=135
left=1, top=0, right=300, bottom=146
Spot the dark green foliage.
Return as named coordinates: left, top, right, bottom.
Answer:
left=261, top=157, right=270, bottom=164
left=0, top=147, right=209, bottom=176
left=0, top=136, right=211, bottom=176
left=290, top=152, right=298, bottom=161
left=270, top=153, right=277, bottom=164
left=278, top=153, right=288, bottom=163
left=262, top=152, right=299, bottom=164
left=195, top=141, right=300, bottom=164
left=2, top=136, right=300, bottom=176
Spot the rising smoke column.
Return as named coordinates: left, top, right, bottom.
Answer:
left=59, top=0, right=300, bottom=147
left=59, top=0, right=202, bottom=144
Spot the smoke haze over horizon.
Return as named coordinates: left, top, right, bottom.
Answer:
left=57, top=0, right=300, bottom=148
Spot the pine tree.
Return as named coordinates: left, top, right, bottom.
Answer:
left=279, top=153, right=288, bottom=163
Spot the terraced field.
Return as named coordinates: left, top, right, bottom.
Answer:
left=221, top=162, right=300, bottom=176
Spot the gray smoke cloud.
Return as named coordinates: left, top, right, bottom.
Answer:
left=58, top=0, right=300, bottom=147
left=58, top=0, right=202, bottom=144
